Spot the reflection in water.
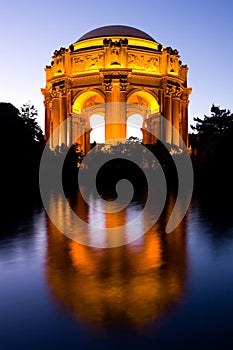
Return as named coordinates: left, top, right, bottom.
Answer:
left=46, top=189, right=187, bottom=326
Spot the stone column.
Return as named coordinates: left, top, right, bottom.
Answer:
left=104, top=77, right=127, bottom=144
left=42, top=90, right=52, bottom=142
left=60, top=93, right=67, bottom=146
left=67, top=114, right=73, bottom=147
left=85, top=129, right=91, bottom=153
left=77, top=125, right=85, bottom=152
left=44, top=102, right=51, bottom=142
left=141, top=125, right=150, bottom=144
left=172, top=93, right=181, bottom=146
left=164, top=87, right=172, bottom=144
left=181, top=99, right=189, bottom=147
left=72, top=115, right=85, bottom=151
left=51, top=94, right=60, bottom=148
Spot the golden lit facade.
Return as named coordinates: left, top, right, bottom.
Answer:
left=41, top=25, right=192, bottom=150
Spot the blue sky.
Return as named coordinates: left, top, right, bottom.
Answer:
left=1, top=0, right=232, bottom=136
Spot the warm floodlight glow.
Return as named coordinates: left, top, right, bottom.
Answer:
left=72, top=91, right=104, bottom=114
left=128, top=91, right=159, bottom=114
left=42, top=25, right=191, bottom=149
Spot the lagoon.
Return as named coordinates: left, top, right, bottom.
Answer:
left=1, top=188, right=233, bottom=350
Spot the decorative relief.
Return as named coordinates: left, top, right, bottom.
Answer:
left=137, top=96, right=149, bottom=109
left=165, top=86, right=173, bottom=96
left=128, top=54, right=160, bottom=73
left=168, top=56, right=179, bottom=74
left=82, top=96, right=97, bottom=109
left=45, top=47, right=68, bottom=75
left=164, top=84, right=182, bottom=98
left=51, top=83, right=66, bottom=98
left=46, top=58, right=64, bottom=76
left=73, top=54, right=103, bottom=73
left=103, top=38, right=128, bottom=47
left=55, top=56, right=64, bottom=74
left=51, top=86, right=60, bottom=98
left=103, top=38, right=128, bottom=66
left=53, top=47, right=68, bottom=58
left=172, top=88, right=182, bottom=98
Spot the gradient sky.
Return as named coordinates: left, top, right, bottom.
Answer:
left=1, top=0, right=232, bottom=136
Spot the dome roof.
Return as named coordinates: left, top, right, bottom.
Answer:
left=76, top=25, right=156, bottom=43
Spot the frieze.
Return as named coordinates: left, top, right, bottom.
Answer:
left=69, top=75, right=102, bottom=89
left=99, top=69, right=131, bottom=77
left=72, top=54, right=103, bottom=72
left=128, top=53, right=160, bottom=73
left=129, top=74, right=161, bottom=87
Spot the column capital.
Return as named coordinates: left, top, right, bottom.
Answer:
left=41, top=89, right=52, bottom=106
left=165, top=86, right=173, bottom=97
left=102, top=77, right=112, bottom=91
left=172, top=88, right=182, bottom=99
left=119, top=77, right=129, bottom=91
left=182, top=87, right=192, bottom=100
left=181, top=99, right=190, bottom=108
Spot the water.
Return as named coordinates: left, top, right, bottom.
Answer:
left=1, top=188, right=233, bottom=350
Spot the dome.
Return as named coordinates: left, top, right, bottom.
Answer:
left=76, top=25, right=156, bottom=43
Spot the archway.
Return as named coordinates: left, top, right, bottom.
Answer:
left=127, top=91, right=160, bottom=144
left=127, top=90, right=160, bottom=115
left=90, top=114, right=105, bottom=144
left=71, top=91, right=105, bottom=152
left=72, top=91, right=104, bottom=115
left=127, top=114, right=143, bottom=141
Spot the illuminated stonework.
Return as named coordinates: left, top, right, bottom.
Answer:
left=41, top=25, right=192, bottom=150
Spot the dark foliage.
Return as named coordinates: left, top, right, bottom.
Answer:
left=190, top=104, right=233, bottom=189
left=77, top=140, right=181, bottom=198
left=0, top=102, right=45, bottom=197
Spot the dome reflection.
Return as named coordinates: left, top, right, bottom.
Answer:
left=45, top=190, right=187, bottom=326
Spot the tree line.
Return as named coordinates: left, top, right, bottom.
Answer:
left=0, top=102, right=45, bottom=197
left=189, top=104, right=233, bottom=188
left=1, top=101, right=233, bottom=198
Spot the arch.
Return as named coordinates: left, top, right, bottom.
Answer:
left=90, top=114, right=105, bottom=144
left=127, top=90, right=160, bottom=116
left=72, top=90, right=105, bottom=114
left=127, top=114, right=143, bottom=141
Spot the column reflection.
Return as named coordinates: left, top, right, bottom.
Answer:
left=45, top=189, right=187, bottom=326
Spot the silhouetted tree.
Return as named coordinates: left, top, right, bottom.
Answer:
left=191, top=105, right=233, bottom=135
left=191, top=104, right=233, bottom=163
left=0, top=102, right=45, bottom=195
left=126, top=136, right=141, bottom=143
left=19, top=102, right=44, bottom=143
left=190, top=104, right=233, bottom=186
